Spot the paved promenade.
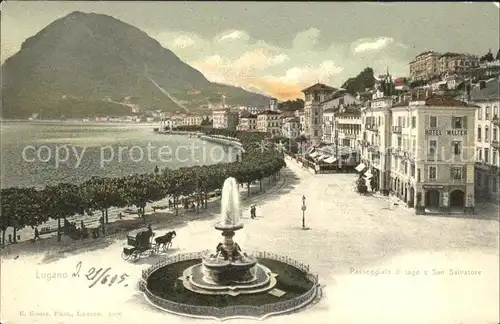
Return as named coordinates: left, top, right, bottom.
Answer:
left=2, top=159, right=498, bottom=324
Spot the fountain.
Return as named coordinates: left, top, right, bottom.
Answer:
left=140, top=177, right=320, bottom=320
left=181, top=177, right=277, bottom=295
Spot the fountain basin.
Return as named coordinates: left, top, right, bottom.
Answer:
left=214, top=222, right=244, bottom=231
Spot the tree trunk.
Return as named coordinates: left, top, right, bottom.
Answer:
left=105, top=209, right=109, bottom=223
left=175, top=196, right=179, bottom=216
left=204, top=191, right=208, bottom=209
left=57, top=216, right=61, bottom=241
left=247, top=182, right=251, bottom=197
left=260, top=179, right=263, bottom=192
left=1, top=229, right=5, bottom=248
left=13, top=227, right=17, bottom=243
left=142, top=207, right=147, bottom=224
left=268, top=176, right=271, bottom=188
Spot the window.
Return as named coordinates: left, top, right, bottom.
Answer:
left=485, top=127, right=489, bottom=142
left=404, top=162, right=408, bottom=175
left=429, top=116, right=437, bottom=128
left=412, top=138, right=416, bottom=154
left=428, top=166, right=437, bottom=180
left=485, top=148, right=490, bottom=163
left=478, top=127, right=482, bottom=141
left=412, top=116, right=416, bottom=128
left=411, top=164, right=415, bottom=177
left=494, top=128, right=498, bottom=141
left=452, top=141, right=462, bottom=155
left=314, top=130, right=318, bottom=137
left=486, top=106, right=490, bottom=119
left=493, top=151, right=497, bottom=165
left=428, top=139, right=437, bottom=156
left=397, top=137, right=402, bottom=148
left=493, top=177, right=498, bottom=193
left=477, top=148, right=482, bottom=161
left=452, top=116, right=466, bottom=129
left=451, top=167, right=463, bottom=180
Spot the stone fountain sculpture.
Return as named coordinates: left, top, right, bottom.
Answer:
left=181, top=177, right=277, bottom=296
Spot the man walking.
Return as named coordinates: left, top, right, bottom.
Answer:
left=33, top=227, right=40, bottom=242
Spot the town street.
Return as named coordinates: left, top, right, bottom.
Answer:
left=2, top=159, right=498, bottom=324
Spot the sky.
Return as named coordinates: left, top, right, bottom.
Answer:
left=1, top=1, right=499, bottom=100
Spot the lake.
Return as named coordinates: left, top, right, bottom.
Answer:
left=0, top=121, right=233, bottom=189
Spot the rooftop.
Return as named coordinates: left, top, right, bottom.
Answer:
left=239, top=111, right=257, bottom=118
left=470, top=77, right=500, bottom=100
left=258, top=110, right=280, bottom=115
left=301, top=83, right=337, bottom=93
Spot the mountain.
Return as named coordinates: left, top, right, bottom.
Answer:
left=341, top=67, right=376, bottom=95
left=1, top=11, right=270, bottom=119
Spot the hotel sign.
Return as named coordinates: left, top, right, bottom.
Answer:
left=425, top=129, right=467, bottom=136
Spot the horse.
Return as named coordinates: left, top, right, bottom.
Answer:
left=154, top=230, right=176, bottom=251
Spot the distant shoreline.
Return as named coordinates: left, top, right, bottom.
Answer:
left=0, top=119, right=161, bottom=126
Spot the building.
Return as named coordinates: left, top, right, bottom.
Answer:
left=438, top=52, right=479, bottom=76
left=321, top=89, right=360, bottom=110
left=236, top=111, right=257, bottom=132
left=182, top=115, right=203, bottom=126
left=336, top=105, right=362, bottom=149
left=322, top=108, right=336, bottom=144
left=390, top=95, right=477, bottom=213
left=302, top=83, right=336, bottom=145
left=409, top=51, right=441, bottom=82
left=469, top=77, right=500, bottom=203
left=282, top=117, right=300, bottom=139
left=359, top=92, right=394, bottom=196
left=298, top=108, right=305, bottom=135
left=212, top=108, right=239, bottom=130
left=238, top=106, right=261, bottom=115
left=257, top=110, right=281, bottom=135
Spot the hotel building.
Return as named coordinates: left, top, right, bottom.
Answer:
left=390, top=95, right=477, bottom=213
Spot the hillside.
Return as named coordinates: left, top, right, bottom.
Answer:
left=341, top=67, right=376, bottom=95
left=1, top=11, right=269, bottom=119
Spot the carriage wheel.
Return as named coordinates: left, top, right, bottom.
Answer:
left=130, top=250, right=141, bottom=262
left=121, top=251, right=130, bottom=261
left=163, top=242, right=172, bottom=252
left=149, top=245, right=157, bottom=256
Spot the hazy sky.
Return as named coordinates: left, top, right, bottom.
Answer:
left=2, top=1, right=499, bottom=99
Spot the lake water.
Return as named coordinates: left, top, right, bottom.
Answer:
left=0, top=121, right=233, bottom=189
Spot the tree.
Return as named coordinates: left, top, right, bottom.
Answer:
left=341, top=67, right=376, bottom=95
left=81, top=177, right=127, bottom=224
left=42, top=183, right=86, bottom=241
left=496, top=49, right=500, bottom=61
left=122, top=174, right=165, bottom=223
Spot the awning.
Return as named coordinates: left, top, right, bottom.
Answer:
left=307, top=147, right=315, bottom=154
left=363, top=169, right=373, bottom=179
left=309, top=152, right=319, bottom=158
left=316, top=155, right=327, bottom=161
left=355, top=163, right=366, bottom=172
left=324, top=156, right=338, bottom=164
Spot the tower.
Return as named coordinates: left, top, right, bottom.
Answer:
left=269, top=98, right=278, bottom=111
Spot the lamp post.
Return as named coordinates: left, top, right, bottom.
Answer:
left=301, top=195, right=307, bottom=229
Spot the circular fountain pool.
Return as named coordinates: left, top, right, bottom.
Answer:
left=139, top=251, right=320, bottom=320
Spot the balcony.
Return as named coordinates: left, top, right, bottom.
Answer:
left=365, top=123, right=378, bottom=132
left=492, top=140, right=500, bottom=150
left=392, top=125, right=402, bottom=134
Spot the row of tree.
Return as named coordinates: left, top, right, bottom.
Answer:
left=0, top=130, right=285, bottom=246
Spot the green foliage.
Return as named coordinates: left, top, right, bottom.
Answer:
left=278, top=99, right=304, bottom=112
left=341, top=67, right=376, bottom=95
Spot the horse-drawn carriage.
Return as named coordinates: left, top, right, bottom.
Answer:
left=121, top=227, right=176, bottom=262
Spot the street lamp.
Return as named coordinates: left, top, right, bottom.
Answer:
left=301, top=195, right=307, bottom=229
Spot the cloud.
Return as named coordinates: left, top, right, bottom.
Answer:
left=152, top=28, right=410, bottom=100
left=353, top=37, right=394, bottom=53
left=217, top=30, right=249, bottom=42
left=170, top=35, right=195, bottom=48
left=292, top=28, right=321, bottom=50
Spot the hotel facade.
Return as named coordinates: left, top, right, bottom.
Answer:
left=359, top=90, right=478, bottom=213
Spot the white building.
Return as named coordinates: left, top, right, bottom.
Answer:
left=257, top=110, right=281, bottom=136
left=282, top=117, right=300, bottom=139
left=322, top=108, right=336, bottom=144
left=302, top=83, right=336, bottom=145
left=469, top=77, right=500, bottom=203
left=212, top=108, right=239, bottom=130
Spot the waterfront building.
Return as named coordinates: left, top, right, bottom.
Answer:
left=182, top=115, right=203, bottom=126
left=438, top=52, right=480, bottom=76
left=390, top=94, right=477, bottom=213
left=236, top=111, right=257, bottom=132
left=212, top=108, right=239, bottom=130
left=257, top=110, right=281, bottom=136
left=469, top=77, right=500, bottom=203
left=302, top=83, right=336, bottom=145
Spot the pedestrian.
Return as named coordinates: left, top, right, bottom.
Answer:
left=118, top=212, right=123, bottom=220
left=34, top=227, right=40, bottom=242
